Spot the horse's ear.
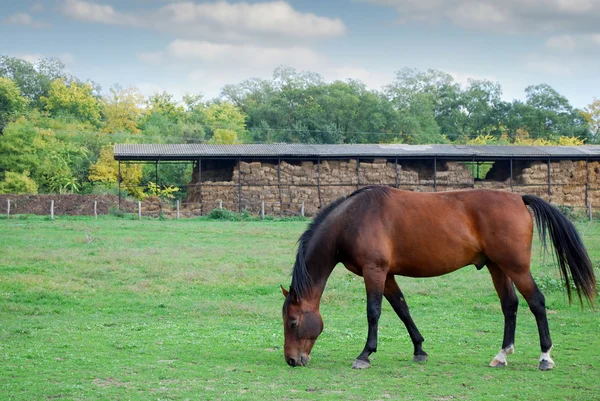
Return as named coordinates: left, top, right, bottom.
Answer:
left=280, top=285, right=289, bottom=297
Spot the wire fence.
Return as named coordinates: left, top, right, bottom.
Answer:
left=1, top=183, right=598, bottom=221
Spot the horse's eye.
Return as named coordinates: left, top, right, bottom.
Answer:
left=290, top=320, right=298, bottom=328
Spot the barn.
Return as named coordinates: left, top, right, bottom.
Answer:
left=114, top=144, right=600, bottom=216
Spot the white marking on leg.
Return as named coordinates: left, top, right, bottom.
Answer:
left=489, top=344, right=514, bottom=367
left=539, top=346, right=555, bottom=370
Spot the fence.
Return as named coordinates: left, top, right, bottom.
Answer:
left=0, top=186, right=598, bottom=221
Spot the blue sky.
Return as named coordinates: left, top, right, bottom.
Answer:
left=1, top=0, right=599, bottom=108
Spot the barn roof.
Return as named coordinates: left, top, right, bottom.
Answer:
left=114, top=143, right=600, bottom=161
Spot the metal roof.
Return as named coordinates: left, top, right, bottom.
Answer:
left=114, top=143, right=600, bottom=161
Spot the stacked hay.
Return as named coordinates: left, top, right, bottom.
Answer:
left=321, top=159, right=358, bottom=185
left=433, top=162, right=474, bottom=191
left=142, top=195, right=162, bottom=217
left=514, top=160, right=591, bottom=206
left=358, top=159, right=397, bottom=185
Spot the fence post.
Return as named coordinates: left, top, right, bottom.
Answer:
left=261, top=200, right=265, bottom=220
left=7, top=199, right=10, bottom=219
left=176, top=200, right=180, bottom=220
left=94, top=201, right=98, bottom=219
left=219, top=200, right=222, bottom=210
left=589, top=202, right=593, bottom=222
left=138, top=201, right=142, bottom=220
left=50, top=200, right=54, bottom=220
left=301, top=201, right=305, bottom=217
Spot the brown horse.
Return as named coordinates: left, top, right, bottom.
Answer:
left=281, top=186, right=596, bottom=370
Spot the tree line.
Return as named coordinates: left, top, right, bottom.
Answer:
left=0, top=55, right=598, bottom=199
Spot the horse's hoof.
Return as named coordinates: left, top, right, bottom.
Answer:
left=413, top=353, right=428, bottom=362
left=352, top=358, right=371, bottom=369
left=539, top=359, right=555, bottom=371
left=489, top=359, right=507, bottom=368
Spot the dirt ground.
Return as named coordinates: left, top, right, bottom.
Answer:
left=0, top=194, right=137, bottom=216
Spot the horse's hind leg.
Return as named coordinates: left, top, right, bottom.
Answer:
left=384, top=275, right=428, bottom=362
left=508, top=270, right=554, bottom=370
left=487, top=262, right=519, bottom=367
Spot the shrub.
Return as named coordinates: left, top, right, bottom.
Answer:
left=0, top=171, right=38, bottom=194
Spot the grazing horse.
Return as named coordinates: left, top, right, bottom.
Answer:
left=281, top=186, right=596, bottom=370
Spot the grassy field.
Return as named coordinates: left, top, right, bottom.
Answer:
left=1, top=215, right=599, bottom=400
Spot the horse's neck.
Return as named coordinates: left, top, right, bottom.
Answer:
left=304, top=243, right=338, bottom=305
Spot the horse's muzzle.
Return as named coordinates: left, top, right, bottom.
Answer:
left=287, top=355, right=310, bottom=367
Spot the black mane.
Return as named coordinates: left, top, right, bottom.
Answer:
left=290, top=185, right=392, bottom=300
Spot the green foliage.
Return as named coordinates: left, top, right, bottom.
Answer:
left=206, top=207, right=246, bottom=221
left=145, top=181, right=178, bottom=201
left=0, top=63, right=594, bottom=202
left=0, top=77, right=28, bottom=124
left=42, top=79, right=102, bottom=124
left=101, top=85, right=144, bottom=134
left=0, top=171, right=38, bottom=194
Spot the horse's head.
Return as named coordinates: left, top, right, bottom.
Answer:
left=281, top=285, right=323, bottom=367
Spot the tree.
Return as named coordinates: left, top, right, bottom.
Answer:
left=43, top=79, right=101, bottom=124
left=0, top=56, right=71, bottom=109
left=0, top=171, right=38, bottom=194
left=0, top=77, right=28, bottom=125
left=204, top=102, right=246, bottom=144
left=89, top=145, right=143, bottom=198
left=459, top=79, right=504, bottom=138
left=583, top=98, right=600, bottom=142
left=102, top=85, right=144, bottom=134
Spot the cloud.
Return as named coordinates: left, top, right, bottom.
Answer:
left=158, top=1, right=345, bottom=39
left=526, top=59, right=572, bottom=76
left=61, top=0, right=140, bottom=26
left=61, top=0, right=346, bottom=41
left=165, top=40, right=324, bottom=69
left=545, top=35, right=578, bottom=51
left=366, top=0, right=600, bottom=34
left=326, top=67, right=394, bottom=90
left=545, top=34, right=600, bottom=54
left=30, top=3, right=44, bottom=12
left=137, top=51, right=164, bottom=64
left=14, top=53, right=44, bottom=63
left=14, top=53, right=75, bottom=68
left=3, top=12, right=47, bottom=28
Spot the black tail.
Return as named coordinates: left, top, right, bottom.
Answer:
left=523, top=195, right=597, bottom=306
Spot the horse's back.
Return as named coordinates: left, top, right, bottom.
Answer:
left=337, top=188, right=533, bottom=277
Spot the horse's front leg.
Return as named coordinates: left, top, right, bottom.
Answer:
left=352, top=269, right=386, bottom=369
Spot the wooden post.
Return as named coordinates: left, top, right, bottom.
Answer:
left=219, top=200, right=222, bottom=210
left=317, top=157, right=322, bottom=208
left=94, top=201, right=97, bottom=219
left=471, top=157, right=475, bottom=188
left=356, top=157, right=360, bottom=190
left=547, top=157, right=551, bottom=200
left=138, top=201, right=142, bottom=220
left=118, top=160, right=121, bottom=211
left=395, top=158, right=399, bottom=188
left=301, top=201, right=305, bottom=217
left=277, top=157, right=282, bottom=216
left=589, top=202, right=593, bottom=222
left=7, top=199, right=10, bottom=219
left=261, top=200, right=265, bottom=220
left=585, top=158, right=589, bottom=207
left=237, top=157, right=242, bottom=213
left=509, top=158, right=513, bottom=191
left=198, top=157, right=203, bottom=216
left=176, top=200, right=180, bottom=220
left=433, top=158, right=437, bottom=192
left=50, top=200, right=54, bottom=220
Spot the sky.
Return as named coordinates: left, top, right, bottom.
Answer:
left=1, top=0, right=599, bottom=108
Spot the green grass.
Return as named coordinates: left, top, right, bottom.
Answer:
left=1, top=216, right=599, bottom=400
